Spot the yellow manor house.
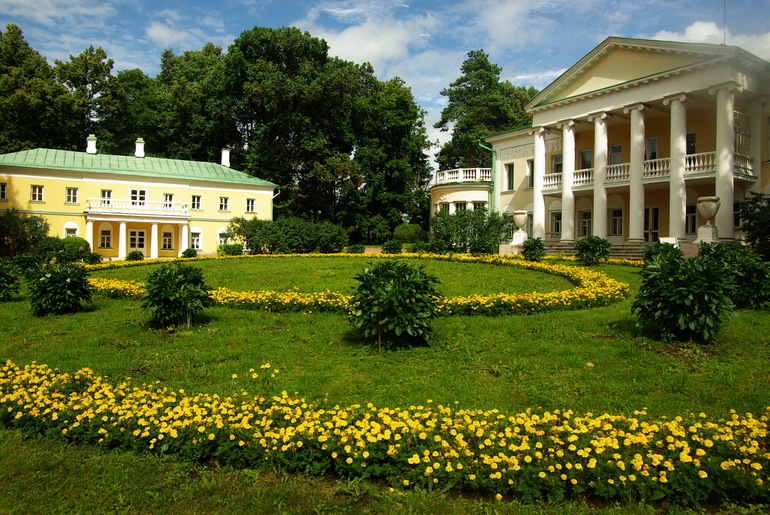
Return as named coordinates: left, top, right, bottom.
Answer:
left=0, top=137, right=276, bottom=258
left=431, top=37, right=770, bottom=254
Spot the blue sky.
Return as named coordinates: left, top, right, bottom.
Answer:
left=2, top=0, right=769, bottom=151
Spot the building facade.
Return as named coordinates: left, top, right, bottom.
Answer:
left=0, top=137, right=276, bottom=258
left=430, top=37, right=770, bottom=249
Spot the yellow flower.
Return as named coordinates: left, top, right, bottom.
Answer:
left=402, top=479, right=409, bottom=487
left=495, top=494, right=502, bottom=501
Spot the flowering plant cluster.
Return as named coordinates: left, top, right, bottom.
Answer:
left=1, top=361, right=767, bottom=505
left=88, top=254, right=630, bottom=316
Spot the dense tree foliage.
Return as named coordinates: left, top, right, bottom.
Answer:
left=434, top=49, right=537, bottom=170
left=0, top=24, right=434, bottom=242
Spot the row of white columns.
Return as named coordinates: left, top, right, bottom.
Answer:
left=530, top=85, right=740, bottom=242
left=84, top=221, right=191, bottom=258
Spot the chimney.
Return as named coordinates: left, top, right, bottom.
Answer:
left=86, top=134, right=97, bottom=154
left=221, top=148, right=231, bottom=168
left=134, top=138, right=145, bottom=158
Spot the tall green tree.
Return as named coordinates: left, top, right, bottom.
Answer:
left=434, top=49, right=536, bottom=170
left=0, top=24, right=79, bottom=152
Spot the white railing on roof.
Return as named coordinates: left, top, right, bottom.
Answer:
left=434, top=168, right=492, bottom=185
left=86, top=198, right=189, bottom=217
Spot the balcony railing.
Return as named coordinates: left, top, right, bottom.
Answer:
left=543, top=172, right=562, bottom=189
left=606, top=163, right=630, bottom=182
left=685, top=151, right=716, bottom=174
left=86, top=198, right=190, bottom=217
left=434, top=168, right=492, bottom=185
left=643, top=157, right=670, bottom=178
left=574, top=168, right=593, bottom=186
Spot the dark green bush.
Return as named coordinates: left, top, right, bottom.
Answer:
left=426, top=240, right=448, bottom=254
left=316, top=222, right=348, bottom=253
left=429, top=209, right=513, bottom=253
left=229, top=217, right=347, bottom=254
left=381, top=240, right=403, bottom=254
left=575, top=236, right=612, bottom=266
left=348, top=260, right=440, bottom=351
left=468, top=236, right=498, bottom=255
left=218, top=243, right=243, bottom=256
left=739, top=192, right=770, bottom=260
left=643, top=242, right=684, bottom=262
left=0, top=259, right=20, bottom=301
left=28, top=263, right=93, bottom=316
left=141, top=262, right=215, bottom=328
left=522, top=237, right=545, bottom=262
left=181, top=248, right=198, bottom=258
left=632, top=254, right=735, bottom=343
left=83, top=252, right=101, bottom=265
left=126, top=250, right=144, bottom=261
left=699, top=243, right=770, bottom=310
left=0, top=208, right=49, bottom=258
left=392, top=223, right=423, bottom=243
left=346, top=244, right=366, bottom=254
left=409, top=241, right=428, bottom=253
left=61, top=237, right=91, bottom=263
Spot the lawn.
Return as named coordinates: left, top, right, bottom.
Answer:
left=1, top=255, right=768, bottom=513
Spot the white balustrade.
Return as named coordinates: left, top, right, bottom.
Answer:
left=606, top=163, right=630, bottom=182
left=434, top=168, right=492, bottom=185
left=574, top=168, right=593, bottom=186
left=86, top=198, right=190, bottom=216
left=685, top=151, right=716, bottom=175
left=734, top=153, right=754, bottom=175
left=643, top=158, right=670, bottom=178
left=542, top=172, right=562, bottom=189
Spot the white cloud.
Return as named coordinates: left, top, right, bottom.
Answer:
left=653, top=21, right=770, bottom=59
left=506, top=68, right=566, bottom=90
left=0, top=0, right=117, bottom=27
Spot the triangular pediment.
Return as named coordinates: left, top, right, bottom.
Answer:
left=527, top=37, right=745, bottom=110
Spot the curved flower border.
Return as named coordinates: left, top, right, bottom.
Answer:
left=87, top=253, right=631, bottom=316
left=1, top=361, right=767, bottom=504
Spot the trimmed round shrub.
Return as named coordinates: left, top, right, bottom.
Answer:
left=141, top=262, right=215, bottom=328
left=522, top=237, right=545, bottom=262
left=575, top=236, right=612, bottom=266
left=381, top=240, right=403, bottom=254
left=61, top=237, right=91, bottom=263
left=84, top=252, right=101, bottom=265
left=0, top=259, right=21, bottom=301
left=126, top=250, right=144, bottom=261
left=348, top=260, right=440, bottom=351
left=28, top=262, right=93, bottom=316
left=316, top=222, right=348, bottom=253
left=643, top=242, right=684, bottom=263
left=218, top=243, right=243, bottom=256
left=469, top=236, right=497, bottom=255
left=409, top=241, right=428, bottom=253
left=392, top=223, right=423, bottom=243
left=346, top=244, right=366, bottom=254
left=181, top=248, right=198, bottom=258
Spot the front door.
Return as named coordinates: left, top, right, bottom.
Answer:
left=644, top=208, right=659, bottom=242
left=128, top=230, right=146, bottom=254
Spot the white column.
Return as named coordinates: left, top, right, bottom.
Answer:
left=118, top=222, right=127, bottom=258
left=560, top=121, right=576, bottom=242
left=665, top=95, right=687, bottom=241
left=712, top=85, right=735, bottom=241
left=150, top=223, right=159, bottom=259
left=590, top=113, right=609, bottom=238
left=179, top=224, right=189, bottom=256
left=748, top=97, right=766, bottom=193
left=625, top=104, right=647, bottom=242
left=532, top=127, right=547, bottom=239
left=85, top=220, right=94, bottom=250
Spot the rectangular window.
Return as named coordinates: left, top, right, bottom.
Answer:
left=129, top=230, right=145, bottom=251
left=686, top=133, right=696, bottom=155
left=219, top=197, right=229, bottom=211
left=473, top=202, right=487, bottom=211
left=579, top=211, right=592, bottom=237
left=31, top=185, right=44, bottom=202
left=218, top=232, right=229, bottom=245
left=0, top=182, right=6, bottom=201
left=685, top=205, right=697, bottom=234
left=609, top=144, right=623, bottom=165
left=101, top=189, right=112, bottom=206
left=246, top=198, right=255, bottom=212
left=609, top=209, right=623, bottom=236
left=164, top=194, right=173, bottom=208
left=551, top=155, right=563, bottom=174
left=526, top=159, right=534, bottom=188
left=578, top=149, right=592, bottom=170
left=162, top=231, right=173, bottom=251
left=99, top=229, right=112, bottom=249
left=550, top=212, right=562, bottom=234
left=65, top=228, right=77, bottom=237
left=439, top=203, right=449, bottom=213
left=645, top=138, right=658, bottom=160
left=65, top=187, right=78, bottom=204
left=454, top=202, right=467, bottom=211
left=190, top=232, right=201, bottom=250
left=734, top=202, right=741, bottom=230
left=130, top=189, right=146, bottom=206
left=191, top=195, right=201, bottom=210
left=505, top=163, right=514, bottom=191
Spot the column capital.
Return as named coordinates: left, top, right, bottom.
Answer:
left=556, top=119, right=581, bottom=130
left=587, top=112, right=612, bottom=122
left=708, top=81, right=743, bottom=96
left=662, top=93, right=690, bottom=106
left=622, top=103, right=649, bottom=115
left=529, top=126, right=552, bottom=136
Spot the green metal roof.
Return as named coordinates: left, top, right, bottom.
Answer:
left=0, top=148, right=277, bottom=188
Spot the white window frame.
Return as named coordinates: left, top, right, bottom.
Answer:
left=578, top=211, right=592, bottom=237
left=191, top=195, right=202, bottom=210
left=163, top=193, right=173, bottom=208
left=101, top=189, right=112, bottom=206
left=609, top=209, right=623, bottom=236
left=0, top=182, right=7, bottom=201
left=454, top=202, right=467, bottom=211
left=129, top=230, right=146, bottom=252
left=609, top=144, right=622, bottom=165
left=31, top=185, right=44, bottom=202
left=551, top=154, right=563, bottom=174
left=550, top=211, right=562, bottom=235
left=438, top=203, right=449, bottom=213
left=219, top=197, right=229, bottom=212
left=645, top=138, right=658, bottom=160
left=190, top=231, right=202, bottom=250
left=505, top=163, right=514, bottom=191
left=162, top=231, right=174, bottom=251
left=246, top=198, right=255, bottom=213
left=65, top=187, right=78, bottom=204
left=130, top=189, right=146, bottom=206
left=100, top=229, right=112, bottom=249
left=526, top=159, right=534, bottom=188
left=578, top=149, right=592, bottom=170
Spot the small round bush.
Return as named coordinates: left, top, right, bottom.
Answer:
left=181, top=248, right=198, bottom=258
left=392, top=223, right=423, bottom=243
left=28, top=262, right=92, bottom=316
left=426, top=240, right=448, bottom=254
left=218, top=243, right=243, bottom=256
left=522, top=237, right=545, bottom=262
left=141, top=262, right=215, bottom=328
left=83, top=252, right=101, bottom=265
left=381, top=240, right=403, bottom=254
left=61, top=237, right=92, bottom=263
left=126, top=250, right=144, bottom=261
left=409, top=241, right=428, bottom=253
left=643, top=242, right=684, bottom=263
left=0, top=259, right=21, bottom=301
left=316, top=222, right=348, bottom=253
left=469, top=236, right=497, bottom=255
left=575, top=236, right=612, bottom=266
left=346, top=244, right=366, bottom=254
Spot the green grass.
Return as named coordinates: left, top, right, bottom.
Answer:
left=1, top=257, right=768, bottom=513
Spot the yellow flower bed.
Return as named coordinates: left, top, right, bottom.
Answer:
left=88, top=253, right=631, bottom=316
left=1, top=360, right=767, bottom=504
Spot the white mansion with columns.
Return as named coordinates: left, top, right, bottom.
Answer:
left=430, top=37, right=770, bottom=253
